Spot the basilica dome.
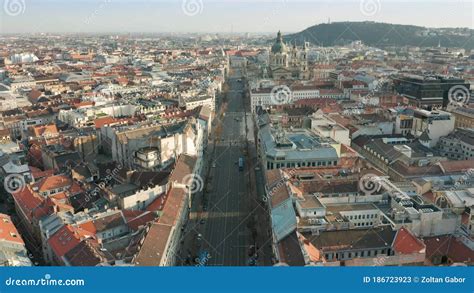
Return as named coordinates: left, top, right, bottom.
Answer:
left=271, top=31, right=288, bottom=54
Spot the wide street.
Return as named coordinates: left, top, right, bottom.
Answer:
left=179, top=66, right=273, bottom=266
left=200, top=68, right=253, bottom=266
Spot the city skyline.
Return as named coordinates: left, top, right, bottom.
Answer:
left=0, top=0, right=472, bottom=34
left=0, top=0, right=474, bottom=277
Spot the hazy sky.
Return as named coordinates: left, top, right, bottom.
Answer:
left=0, top=0, right=472, bottom=34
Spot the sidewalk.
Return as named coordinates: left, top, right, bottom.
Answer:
left=242, top=78, right=273, bottom=266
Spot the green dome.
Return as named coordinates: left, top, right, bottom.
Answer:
left=271, top=31, right=287, bottom=54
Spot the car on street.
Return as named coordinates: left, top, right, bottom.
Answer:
left=200, top=219, right=206, bottom=225
left=212, top=162, right=216, bottom=168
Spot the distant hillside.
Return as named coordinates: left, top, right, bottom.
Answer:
left=285, top=21, right=473, bottom=49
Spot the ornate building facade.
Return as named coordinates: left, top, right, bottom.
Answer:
left=268, top=31, right=309, bottom=80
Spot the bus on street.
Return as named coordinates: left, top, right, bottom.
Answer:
left=238, top=157, right=244, bottom=171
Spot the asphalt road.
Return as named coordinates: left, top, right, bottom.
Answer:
left=178, top=67, right=271, bottom=266
left=200, top=69, right=253, bottom=266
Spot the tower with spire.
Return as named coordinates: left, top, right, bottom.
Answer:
left=268, top=31, right=309, bottom=80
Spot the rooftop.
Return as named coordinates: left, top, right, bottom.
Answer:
left=259, top=125, right=339, bottom=161
left=303, top=226, right=396, bottom=252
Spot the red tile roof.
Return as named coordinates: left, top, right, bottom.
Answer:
left=78, top=212, right=126, bottom=234
left=31, top=124, right=58, bottom=137
left=93, top=116, right=131, bottom=129
left=0, top=213, right=25, bottom=245
left=47, top=225, right=94, bottom=258
left=158, top=188, right=186, bottom=226
left=29, top=166, right=54, bottom=181
left=12, top=186, right=49, bottom=222
left=77, top=221, right=97, bottom=234
left=146, top=195, right=168, bottom=212
left=438, top=160, right=474, bottom=174
left=134, top=222, right=172, bottom=266
left=33, top=175, right=72, bottom=193
left=73, top=101, right=94, bottom=109
left=392, top=227, right=425, bottom=254
left=423, top=235, right=474, bottom=265
left=123, top=210, right=157, bottom=231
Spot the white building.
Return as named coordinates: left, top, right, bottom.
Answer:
left=411, top=109, right=455, bottom=147
left=9, top=53, right=38, bottom=64
left=250, top=85, right=343, bottom=112
left=310, top=111, right=351, bottom=146
left=438, top=128, right=474, bottom=160
left=179, top=95, right=215, bottom=111
left=8, top=76, right=36, bottom=93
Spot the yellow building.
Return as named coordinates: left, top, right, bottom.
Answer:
left=451, top=107, right=474, bottom=128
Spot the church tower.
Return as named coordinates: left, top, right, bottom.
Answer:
left=268, top=31, right=309, bottom=80
left=270, top=31, right=289, bottom=70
